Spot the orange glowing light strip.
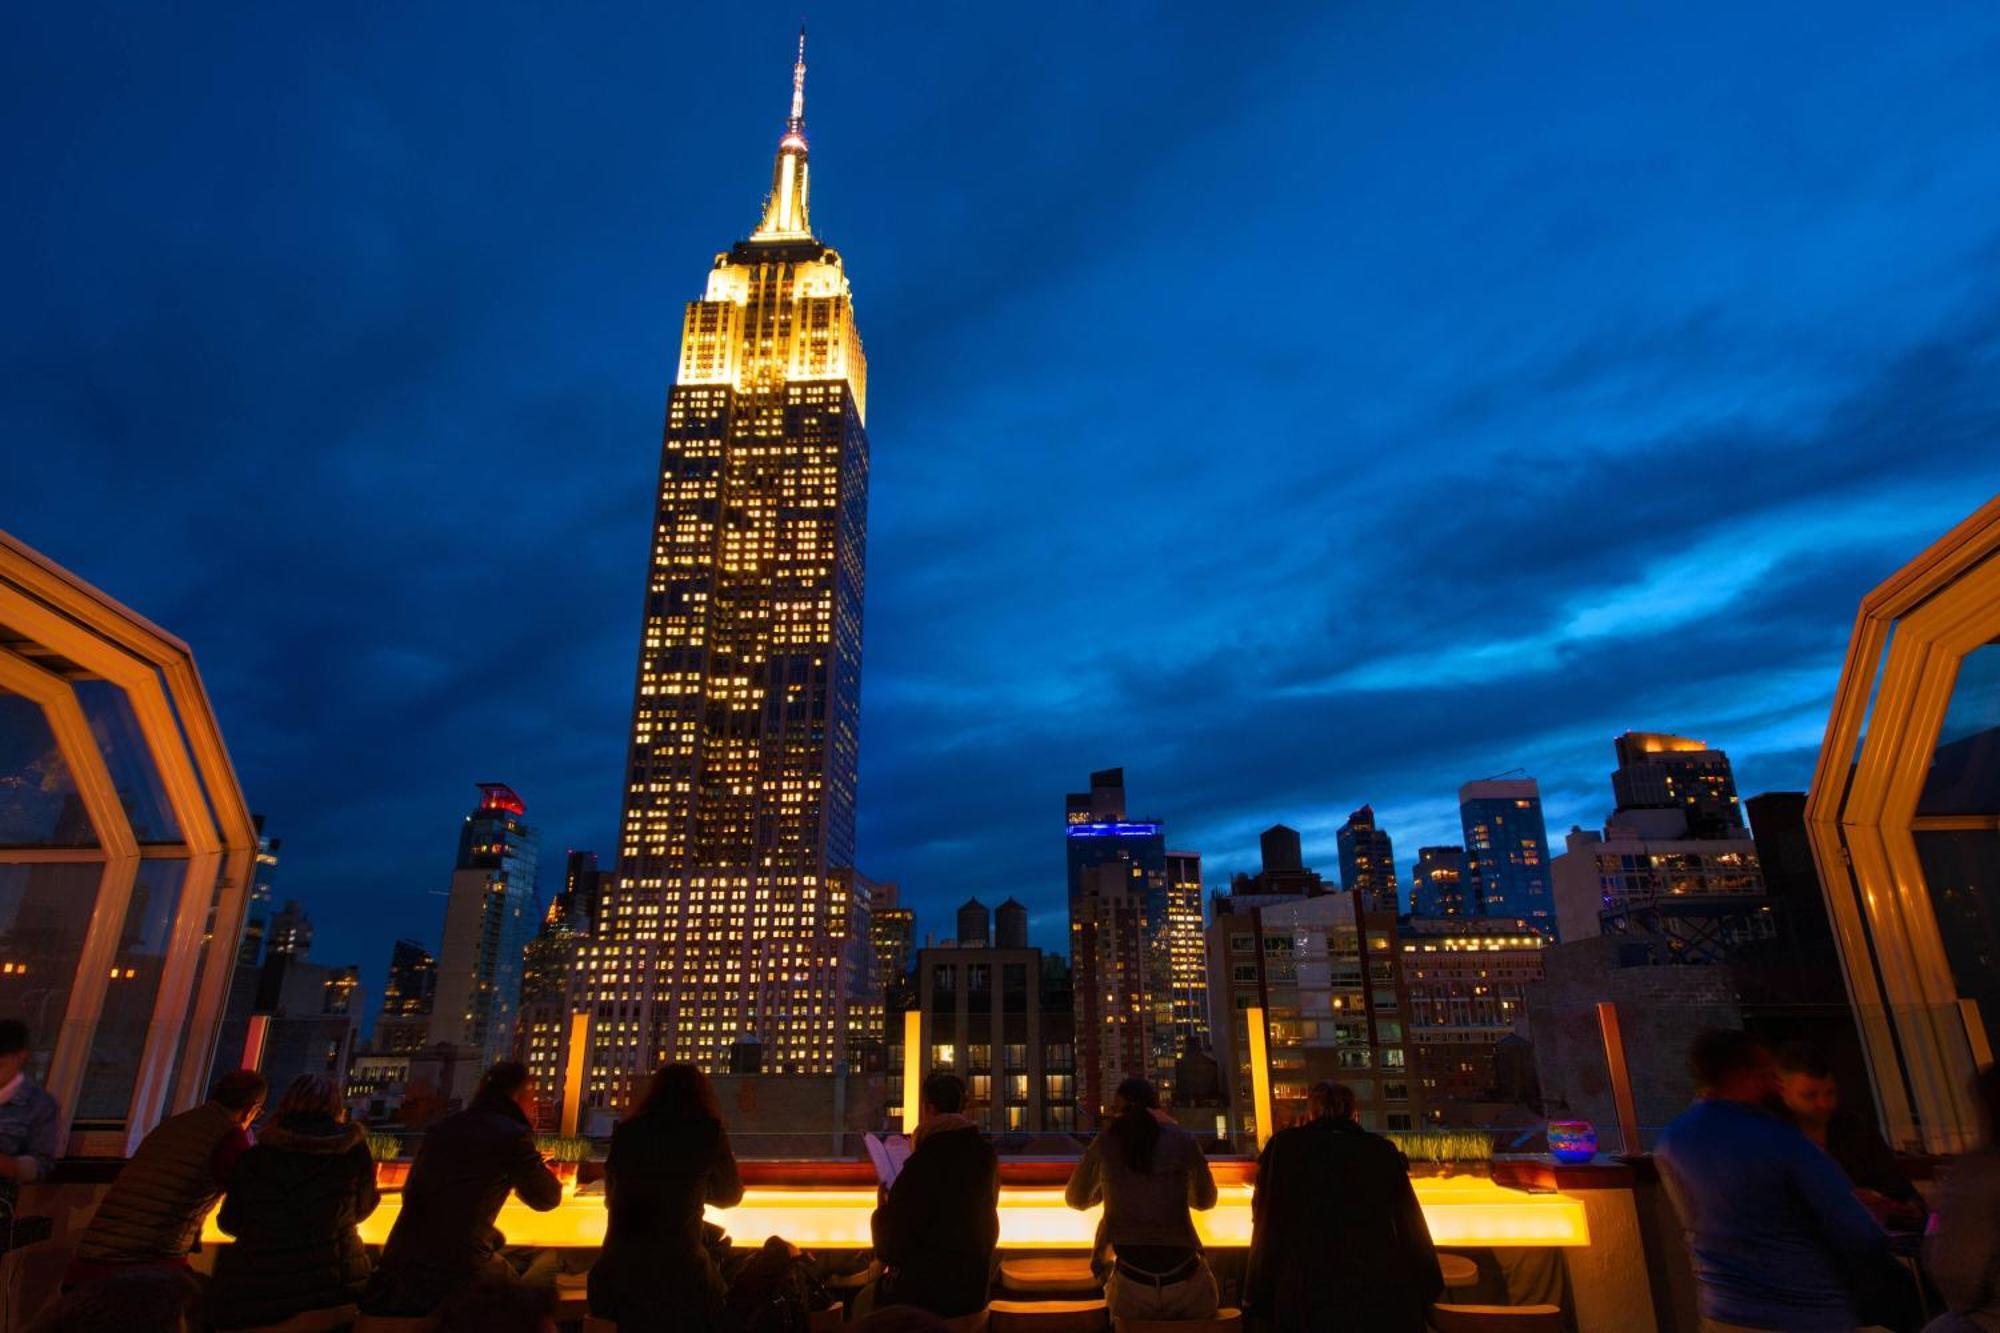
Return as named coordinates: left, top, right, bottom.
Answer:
left=202, top=1177, right=1586, bottom=1250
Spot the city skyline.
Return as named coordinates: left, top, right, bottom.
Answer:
left=8, top=4, right=2000, bottom=989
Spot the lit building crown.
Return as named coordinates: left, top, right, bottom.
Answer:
left=755, top=28, right=813, bottom=240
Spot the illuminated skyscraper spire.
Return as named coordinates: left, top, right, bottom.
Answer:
left=757, top=27, right=812, bottom=237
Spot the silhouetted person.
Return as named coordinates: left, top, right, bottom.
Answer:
left=362, top=1060, right=562, bottom=1318
left=1773, top=1041, right=1925, bottom=1231
left=208, top=1074, right=379, bottom=1330
left=868, top=1071, right=999, bottom=1318
left=1924, top=1063, right=2000, bottom=1333
left=1656, top=1029, right=1892, bottom=1332
left=1245, top=1081, right=1441, bottom=1333
left=588, top=1063, right=744, bottom=1332
left=0, top=1019, right=59, bottom=1209
left=1065, top=1076, right=1218, bottom=1320
left=68, top=1070, right=267, bottom=1289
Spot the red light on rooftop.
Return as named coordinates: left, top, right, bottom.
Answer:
left=477, top=782, right=526, bottom=816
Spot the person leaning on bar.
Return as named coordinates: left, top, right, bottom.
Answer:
left=587, top=1062, right=744, bottom=1333
left=863, top=1070, right=1000, bottom=1319
left=65, top=1068, right=267, bottom=1290
left=360, top=1060, right=563, bottom=1319
left=1244, top=1080, right=1443, bottom=1333
left=1063, top=1076, right=1220, bottom=1321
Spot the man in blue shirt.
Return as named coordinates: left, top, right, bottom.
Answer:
left=1655, top=1029, right=1892, bottom=1332
left=0, top=1019, right=61, bottom=1210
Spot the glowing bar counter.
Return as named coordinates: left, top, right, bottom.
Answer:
left=202, top=1174, right=1587, bottom=1250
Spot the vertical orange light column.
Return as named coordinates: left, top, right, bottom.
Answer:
left=241, top=1013, right=269, bottom=1073
left=901, top=1009, right=922, bottom=1133
left=1246, top=1005, right=1274, bottom=1148
left=561, top=1011, right=591, bottom=1138
left=1597, top=1001, right=1642, bottom=1154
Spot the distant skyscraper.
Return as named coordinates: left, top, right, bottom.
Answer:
left=1337, top=805, right=1400, bottom=912
left=869, top=894, right=915, bottom=997
left=1551, top=736, right=1765, bottom=957
left=560, top=850, right=605, bottom=936
left=578, top=33, right=871, bottom=1095
left=381, top=939, right=436, bottom=1016
left=265, top=899, right=313, bottom=961
left=373, top=938, right=436, bottom=1056
left=237, top=815, right=280, bottom=966
left=1611, top=732, right=1745, bottom=839
left=995, top=897, right=1029, bottom=950
left=957, top=898, right=991, bottom=947
left=429, top=783, right=539, bottom=1065
left=1458, top=779, right=1553, bottom=926
left=1164, top=851, right=1210, bottom=1059
left=1410, top=846, right=1468, bottom=917
left=1067, top=768, right=1183, bottom=1117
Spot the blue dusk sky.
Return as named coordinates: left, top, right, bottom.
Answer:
left=7, top=4, right=2000, bottom=985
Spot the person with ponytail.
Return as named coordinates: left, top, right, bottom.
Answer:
left=1063, top=1077, right=1218, bottom=1321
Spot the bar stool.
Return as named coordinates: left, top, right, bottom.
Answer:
left=990, top=1297, right=1110, bottom=1332
left=1438, top=1252, right=1482, bottom=1292
left=941, top=1310, right=992, bottom=1333
left=1428, top=1304, right=1564, bottom=1332
left=582, top=1318, right=617, bottom=1333
left=1111, top=1310, right=1241, bottom=1333
left=999, top=1257, right=1101, bottom=1298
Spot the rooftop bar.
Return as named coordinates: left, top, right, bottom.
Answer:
left=198, top=1161, right=1591, bottom=1251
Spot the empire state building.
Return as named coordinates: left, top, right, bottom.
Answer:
left=579, top=35, right=869, bottom=1097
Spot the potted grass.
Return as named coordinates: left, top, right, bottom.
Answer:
left=536, top=1134, right=592, bottom=1186
left=1383, top=1129, right=1494, bottom=1178
left=366, top=1131, right=413, bottom=1190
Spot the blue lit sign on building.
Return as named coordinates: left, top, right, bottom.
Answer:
left=1065, top=822, right=1163, bottom=838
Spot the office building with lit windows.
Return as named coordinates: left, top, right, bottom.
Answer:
left=1207, top=883, right=1420, bottom=1137
left=913, top=942, right=1078, bottom=1135
left=371, top=938, right=436, bottom=1055
left=1336, top=805, right=1399, bottom=912
left=1410, top=846, right=1468, bottom=917
left=428, top=783, right=539, bottom=1066
left=1458, top=778, right=1553, bottom=927
left=571, top=36, right=871, bottom=1104
left=1066, top=768, right=1201, bottom=1117
left=1611, top=731, right=1745, bottom=840
left=1400, top=916, right=1546, bottom=1119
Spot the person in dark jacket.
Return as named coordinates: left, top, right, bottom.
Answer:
left=868, top=1071, right=999, bottom=1318
left=66, top=1070, right=267, bottom=1289
left=361, top=1060, right=564, bottom=1318
left=208, top=1074, right=379, bottom=1331
left=1245, top=1081, right=1442, bottom=1333
left=587, top=1062, right=744, bottom=1332
left=1064, top=1077, right=1218, bottom=1320
left=1773, top=1041, right=1926, bottom=1229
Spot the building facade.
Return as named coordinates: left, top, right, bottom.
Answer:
left=428, top=783, right=539, bottom=1066
left=1458, top=779, right=1553, bottom=927
left=1400, top=916, right=1546, bottom=1120
left=913, top=943, right=1079, bottom=1135
left=1611, top=731, right=1745, bottom=840
left=1207, top=887, right=1420, bottom=1138
left=1336, top=805, right=1399, bottom=913
left=1066, top=768, right=1183, bottom=1117
left=575, top=36, right=871, bottom=1101
left=1410, top=846, right=1468, bottom=918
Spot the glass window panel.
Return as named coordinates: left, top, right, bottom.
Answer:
left=163, top=856, right=232, bottom=1107
left=1915, top=828, right=2000, bottom=1059
left=0, top=692, right=96, bottom=848
left=72, top=679, right=180, bottom=844
left=77, top=858, right=190, bottom=1123
left=1919, top=639, right=2000, bottom=816
left=153, top=672, right=221, bottom=842
left=0, top=862, right=108, bottom=1082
